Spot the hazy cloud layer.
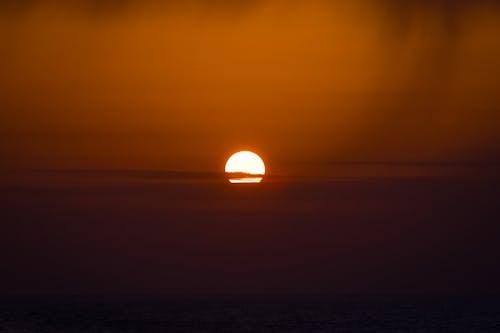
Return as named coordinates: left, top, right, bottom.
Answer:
left=1, top=0, right=499, bottom=172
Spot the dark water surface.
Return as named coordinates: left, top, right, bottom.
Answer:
left=1, top=169, right=500, bottom=331
left=1, top=295, right=500, bottom=332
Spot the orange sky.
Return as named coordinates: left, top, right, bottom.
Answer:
left=1, top=1, right=500, bottom=173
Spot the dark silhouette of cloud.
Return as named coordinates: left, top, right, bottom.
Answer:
left=1, top=0, right=499, bottom=14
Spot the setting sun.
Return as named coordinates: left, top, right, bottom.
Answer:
left=225, top=151, right=266, bottom=183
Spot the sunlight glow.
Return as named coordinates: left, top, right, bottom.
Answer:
left=225, top=151, right=266, bottom=184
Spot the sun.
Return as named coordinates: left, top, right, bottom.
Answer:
left=225, top=151, right=266, bottom=184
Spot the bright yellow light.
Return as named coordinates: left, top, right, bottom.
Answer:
left=225, top=151, right=266, bottom=184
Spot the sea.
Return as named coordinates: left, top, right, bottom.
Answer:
left=1, top=295, right=500, bottom=332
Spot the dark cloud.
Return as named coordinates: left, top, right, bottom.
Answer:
left=0, top=0, right=261, bottom=14
left=375, top=0, right=499, bottom=36
left=1, top=0, right=498, bottom=13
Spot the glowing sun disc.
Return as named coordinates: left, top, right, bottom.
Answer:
left=225, top=151, right=266, bottom=184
